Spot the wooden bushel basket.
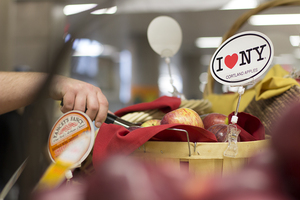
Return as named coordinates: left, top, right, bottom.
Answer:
left=127, top=0, right=300, bottom=177
left=131, top=139, right=270, bottom=178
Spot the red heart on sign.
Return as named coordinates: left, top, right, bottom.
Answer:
left=225, top=53, right=238, bottom=69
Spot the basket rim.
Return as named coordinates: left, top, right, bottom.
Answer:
left=132, top=139, right=270, bottom=159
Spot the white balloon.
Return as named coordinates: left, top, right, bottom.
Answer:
left=147, top=16, right=182, bottom=58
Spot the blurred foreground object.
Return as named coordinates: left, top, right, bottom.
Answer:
left=33, top=156, right=194, bottom=200
left=34, top=102, right=300, bottom=200
left=35, top=132, right=92, bottom=191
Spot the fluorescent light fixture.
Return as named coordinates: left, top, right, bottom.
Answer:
left=290, top=35, right=300, bottom=47
left=63, top=4, right=97, bottom=16
left=221, top=0, right=258, bottom=10
left=249, top=14, right=300, bottom=26
left=195, top=37, right=222, bottom=48
left=106, top=6, right=117, bottom=14
left=72, top=39, right=103, bottom=57
left=91, top=6, right=117, bottom=15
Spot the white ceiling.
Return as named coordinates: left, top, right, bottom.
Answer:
left=21, top=0, right=300, bottom=67
left=114, top=0, right=232, bottom=13
left=69, top=2, right=299, bottom=54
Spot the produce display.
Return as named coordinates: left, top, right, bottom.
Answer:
left=140, top=109, right=240, bottom=142
left=91, top=96, right=266, bottom=169
left=34, top=102, right=300, bottom=200
left=33, top=95, right=268, bottom=200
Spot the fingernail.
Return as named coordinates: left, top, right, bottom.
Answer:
left=96, top=122, right=102, bottom=128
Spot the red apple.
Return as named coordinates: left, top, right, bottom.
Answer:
left=160, top=108, right=204, bottom=128
left=208, top=124, right=241, bottom=142
left=202, top=113, right=228, bottom=130
left=141, top=119, right=161, bottom=127
left=207, top=124, right=228, bottom=142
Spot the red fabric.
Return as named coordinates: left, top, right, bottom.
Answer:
left=228, top=112, right=265, bottom=141
left=92, top=123, right=217, bottom=166
left=92, top=96, right=265, bottom=167
left=114, top=96, right=181, bottom=117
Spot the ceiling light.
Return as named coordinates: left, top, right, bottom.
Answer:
left=195, top=37, right=222, bottom=48
left=63, top=4, right=97, bottom=16
left=91, top=6, right=117, bottom=15
left=72, top=39, right=103, bottom=57
left=106, top=6, right=117, bottom=14
left=249, top=14, right=300, bottom=26
left=221, top=0, right=258, bottom=10
left=91, top=8, right=106, bottom=15
left=290, top=35, right=300, bottom=47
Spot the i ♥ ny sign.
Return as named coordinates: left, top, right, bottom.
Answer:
left=210, top=31, right=274, bottom=86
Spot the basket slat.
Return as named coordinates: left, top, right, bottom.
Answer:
left=189, top=159, right=223, bottom=177
left=222, top=158, right=246, bottom=175
left=131, top=139, right=269, bottom=177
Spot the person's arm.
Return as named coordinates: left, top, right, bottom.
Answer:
left=0, top=72, right=45, bottom=114
left=0, top=72, right=109, bottom=128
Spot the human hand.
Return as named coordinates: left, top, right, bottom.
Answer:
left=49, top=75, right=109, bottom=128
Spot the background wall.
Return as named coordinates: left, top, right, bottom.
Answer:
left=0, top=0, right=14, bottom=71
